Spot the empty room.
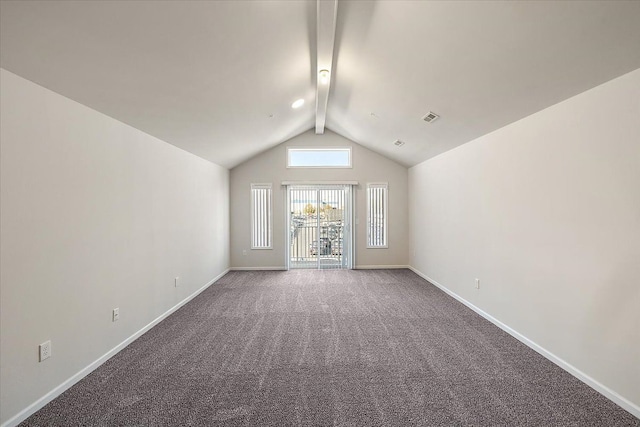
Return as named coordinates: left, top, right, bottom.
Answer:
left=1, top=1, right=639, bottom=426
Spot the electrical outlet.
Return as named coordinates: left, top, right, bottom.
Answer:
left=112, top=308, right=120, bottom=322
left=475, top=278, right=480, bottom=289
left=175, top=277, right=179, bottom=287
left=39, top=340, right=51, bottom=362
left=242, top=249, right=247, bottom=256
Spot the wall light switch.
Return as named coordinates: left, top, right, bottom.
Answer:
left=112, top=308, right=120, bottom=322
left=175, top=277, right=179, bottom=287
left=475, top=278, right=480, bottom=289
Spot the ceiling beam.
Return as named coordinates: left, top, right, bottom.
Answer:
left=315, top=0, right=338, bottom=134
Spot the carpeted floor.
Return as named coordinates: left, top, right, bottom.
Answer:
left=21, top=269, right=638, bottom=426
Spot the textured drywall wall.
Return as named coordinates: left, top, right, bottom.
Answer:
left=408, top=69, right=640, bottom=411
left=230, top=129, right=408, bottom=269
left=0, top=69, right=230, bottom=424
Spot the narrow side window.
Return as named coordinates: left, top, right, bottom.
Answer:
left=251, top=184, right=272, bottom=249
left=367, top=183, right=388, bottom=248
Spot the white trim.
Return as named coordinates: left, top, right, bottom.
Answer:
left=408, top=266, right=640, bottom=419
left=1, top=269, right=230, bottom=427
left=230, top=266, right=287, bottom=271
left=285, top=186, right=291, bottom=270
left=284, top=184, right=354, bottom=270
left=345, top=184, right=355, bottom=270
left=281, top=180, right=358, bottom=186
left=355, top=265, right=409, bottom=270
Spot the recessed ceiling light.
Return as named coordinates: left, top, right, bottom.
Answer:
left=291, top=99, right=305, bottom=109
left=319, top=69, right=330, bottom=85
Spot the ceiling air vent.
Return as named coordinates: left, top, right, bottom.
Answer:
left=394, top=140, right=405, bottom=147
left=422, top=111, right=439, bottom=123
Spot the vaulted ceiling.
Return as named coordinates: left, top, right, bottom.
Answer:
left=2, top=1, right=640, bottom=169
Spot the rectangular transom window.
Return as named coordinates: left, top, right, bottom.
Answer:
left=251, top=184, right=272, bottom=249
left=367, top=183, right=388, bottom=248
left=287, top=147, right=352, bottom=168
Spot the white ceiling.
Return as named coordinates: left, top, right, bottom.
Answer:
left=2, top=1, right=640, bottom=169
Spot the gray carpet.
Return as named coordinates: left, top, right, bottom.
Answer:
left=21, top=269, right=638, bottom=426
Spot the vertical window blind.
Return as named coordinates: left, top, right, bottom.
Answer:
left=367, top=183, right=388, bottom=248
left=251, top=184, right=272, bottom=249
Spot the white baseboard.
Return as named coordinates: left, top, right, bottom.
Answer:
left=230, top=266, right=409, bottom=271
left=1, top=268, right=230, bottom=427
left=408, top=266, right=640, bottom=419
left=355, top=265, right=409, bottom=269
left=7, top=266, right=636, bottom=425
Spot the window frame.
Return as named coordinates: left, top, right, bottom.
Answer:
left=286, top=147, right=352, bottom=169
left=366, top=182, right=388, bottom=249
left=250, top=183, right=273, bottom=250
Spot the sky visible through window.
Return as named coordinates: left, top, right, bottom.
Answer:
left=288, top=148, right=351, bottom=167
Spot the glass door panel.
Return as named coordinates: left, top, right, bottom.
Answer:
left=288, top=185, right=352, bottom=270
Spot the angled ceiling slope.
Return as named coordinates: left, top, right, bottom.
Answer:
left=328, top=1, right=640, bottom=166
left=2, top=1, right=640, bottom=169
left=0, top=0, right=317, bottom=169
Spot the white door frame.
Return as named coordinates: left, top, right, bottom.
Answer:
left=284, top=183, right=355, bottom=270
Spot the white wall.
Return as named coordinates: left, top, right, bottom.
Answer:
left=230, top=130, right=408, bottom=269
left=409, top=69, right=640, bottom=413
left=0, top=69, right=230, bottom=425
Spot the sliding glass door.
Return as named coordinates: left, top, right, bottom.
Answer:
left=286, top=185, right=353, bottom=270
